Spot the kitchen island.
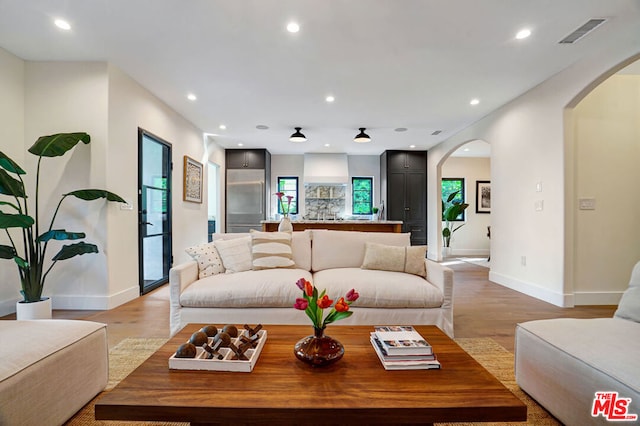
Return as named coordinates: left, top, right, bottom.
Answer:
left=261, top=219, right=402, bottom=233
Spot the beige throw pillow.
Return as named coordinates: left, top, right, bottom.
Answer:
left=214, top=236, right=253, bottom=273
left=250, top=230, right=295, bottom=270
left=361, top=243, right=405, bottom=273
left=361, top=242, right=427, bottom=277
left=185, top=242, right=225, bottom=279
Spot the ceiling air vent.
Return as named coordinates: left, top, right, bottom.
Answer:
left=431, top=130, right=442, bottom=136
left=559, top=19, right=606, bottom=44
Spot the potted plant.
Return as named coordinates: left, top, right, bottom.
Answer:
left=442, top=190, right=469, bottom=255
left=372, top=206, right=379, bottom=221
left=0, top=132, right=126, bottom=318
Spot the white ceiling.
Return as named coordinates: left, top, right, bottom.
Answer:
left=1, top=1, right=639, bottom=155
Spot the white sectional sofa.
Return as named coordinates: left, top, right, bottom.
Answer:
left=515, top=261, right=640, bottom=425
left=170, top=230, right=454, bottom=337
left=0, top=319, right=108, bottom=426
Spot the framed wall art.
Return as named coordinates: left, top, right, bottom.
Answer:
left=183, top=156, right=203, bottom=203
left=476, top=180, right=491, bottom=214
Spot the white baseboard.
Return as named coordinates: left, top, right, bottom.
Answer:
left=573, top=291, right=623, bottom=306
left=52, top=285, right=140, bottom=310
left=450, top=249, right=490, bottom=257
left=0, top=285, right=140, bottom=315
left=0, top=297, right=21, bottom=317
left=489, top=271, right=571, bottom=307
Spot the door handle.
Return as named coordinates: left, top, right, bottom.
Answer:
left=141, top=221, right=153, bottom=226
left=404, top=207, right=410, bottom=211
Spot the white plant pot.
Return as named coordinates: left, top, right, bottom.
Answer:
left=442, top=247, right=452, bottom=258
left=16, top=297, right=52, bottom=320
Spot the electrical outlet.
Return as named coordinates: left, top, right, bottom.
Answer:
left=536, top=181, right=542, bottom=192
left=521, top=256, right=527, bottom=266
left=535, top=200, right=544, bottom=211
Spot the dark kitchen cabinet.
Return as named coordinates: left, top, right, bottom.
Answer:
left=225, top=149, right=267, bottom=169
left=381, top=150, right=427, bottom=245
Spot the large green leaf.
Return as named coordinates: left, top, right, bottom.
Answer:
left=14, top=256, right=29, bottom=269
left=0, top=169, right=26, bottom=197
left=0, top=244, right=16, bottom=259
left=0, top=201, right=20, bottom=212
left=65, top=189, right=126, bottom=203
left=443, top=203, right=469, bottom=221
left=0, top=151, right=26, bottom=174
left=52, top=242, right=99, bottom=261
left=37, top=229, right=86, bottom=242
left=0, top=212, right=34, bottom=229
left=28, top=132, right=90, bottom=157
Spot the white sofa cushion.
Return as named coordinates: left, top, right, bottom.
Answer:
left=250, top=230, right=295, bottom=270
left=180, top=268, right=313, bottom=307
left=311, top=230, right=411, bottom=271
left=185, top=242, right=225, bottom=278
left=614, top=260, right=640, bottom=323
left=213, top=231, right=312, bottom=271
left=313, top=268, right=444, bottom=308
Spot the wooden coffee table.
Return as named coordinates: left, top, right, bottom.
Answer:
left=96, top=325, right=526, bottom=425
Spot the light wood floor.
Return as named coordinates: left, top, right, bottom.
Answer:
left=2, top=259, right=616, bottom=352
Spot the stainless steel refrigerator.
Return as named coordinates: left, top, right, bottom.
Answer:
left=226, top=169, right=265, bottom=233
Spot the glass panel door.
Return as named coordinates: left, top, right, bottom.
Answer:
left=138, top=129, right=172, bottom=294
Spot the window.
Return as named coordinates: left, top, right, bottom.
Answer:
left=442, top=178, right=465, bottom=221
left=277, top=177, right=298, bottom=215
left=352, top=177, right=373, bottom=215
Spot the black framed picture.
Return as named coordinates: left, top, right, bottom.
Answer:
left=476, top=180, right=491, bottom=214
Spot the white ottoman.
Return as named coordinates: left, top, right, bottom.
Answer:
left=0, top=320, right=108, bottom=426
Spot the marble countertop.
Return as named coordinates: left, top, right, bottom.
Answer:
left=261, top=219, right=402, bottom=224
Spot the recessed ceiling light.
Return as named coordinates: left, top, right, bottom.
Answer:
left=54, top=19, right=71, bottom=30
left=470, top=98, right=480, bottom=106
left=325, top=95, right=335, bottom=103
left=286, top=22, right=300, bottom=33
left=237, top=143, right=244, bottom=147
left=256, top=124, right=269, bottom=130
left=516, top=29, right=531, bottom=40
left=395, top=127, right=408, bottom=132
left=324, top=143, right=330, bottom=147
left=219, top=124, right=226, bottom=130
left=187, top=93, right=197, bottom=101
left=464, top=148, right=470, bottom=152
left=409, top=145, right=416, bottom=149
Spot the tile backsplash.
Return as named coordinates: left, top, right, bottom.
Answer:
left=304, top=184, right=346, bottom=219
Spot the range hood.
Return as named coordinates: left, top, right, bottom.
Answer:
left=303, top=153, right=349, bottom=184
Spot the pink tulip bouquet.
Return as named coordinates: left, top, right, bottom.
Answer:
left=293, top=278, right=359, bottom=329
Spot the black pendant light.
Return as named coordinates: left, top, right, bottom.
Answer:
left=354, top=127, right=371, bottom=143
left=289, top=127, right=307, bottom=142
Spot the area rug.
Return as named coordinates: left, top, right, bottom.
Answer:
left=66, top=337, right=558, bottom=425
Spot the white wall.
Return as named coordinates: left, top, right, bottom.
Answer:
left=0, top=47, right=25, bottom=314
left=23, top=61, right=111, bottom=310
left=441, top=156, right=491, bottom=256
left=570, top=74, right=640, bottom=304
left=107, top=64, right=207, bottom=303
left=270, top=155, right=305, bottom=218
left=427, top=40, right=640, bottom=307
left=0, top=57, right=207, bottom=315
left=206, top=136, right=226, bottom=233
left=269, top=154, right=380, bottom=218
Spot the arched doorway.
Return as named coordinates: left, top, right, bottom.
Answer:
left=437, top=140, right=491, bottom=261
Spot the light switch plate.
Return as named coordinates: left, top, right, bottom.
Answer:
left=579, top=198, right=596, bottom=210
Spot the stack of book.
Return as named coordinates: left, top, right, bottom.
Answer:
left=370, top=326, right=441, bottom=370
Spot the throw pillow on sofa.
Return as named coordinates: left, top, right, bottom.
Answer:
left=214, top=236, right=253, bottom=273
left=250, top=230, right=295, bottom=270
left=361, top=242, right=427, bottom=277
left=185, top=242, right=225, bottom=278
left=614, top=260, right=640, bottom=323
